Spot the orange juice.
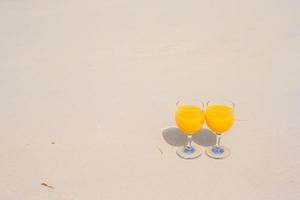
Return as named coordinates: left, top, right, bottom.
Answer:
left=176, top=105, right=205, bottom=134
left=205, top=104, right=234, bottom=134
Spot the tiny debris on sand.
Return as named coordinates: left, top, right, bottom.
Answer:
left=157, top=146, right=163, bottom=154
left=236, top=119, right=249, bottom=122
left=51, top=142, right=55, bottom=144
left=41, top=182, right=54, bottom=189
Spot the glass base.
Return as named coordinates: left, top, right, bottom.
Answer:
left=206, top=145, right=231, bottom=159
left=176, top=145, right=202, bottom=159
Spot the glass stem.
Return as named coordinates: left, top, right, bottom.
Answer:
left=187, top=135, right=193, bottom=148
left=216, top=134, right=221, bottom=147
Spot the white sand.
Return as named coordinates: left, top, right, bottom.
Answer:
left=0, top=1, right=299, bottom=199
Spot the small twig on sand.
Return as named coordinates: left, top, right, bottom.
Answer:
left=41, top=182, right=54, bottom=189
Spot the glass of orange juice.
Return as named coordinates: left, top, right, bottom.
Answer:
left=205, top=100, right=235, bottom=159
left=175, top=100, right=205, bottom=159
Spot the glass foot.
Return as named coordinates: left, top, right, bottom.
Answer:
left=206, top=145, right=231, bottom=159
left=176, top=145, right=202, bottom=159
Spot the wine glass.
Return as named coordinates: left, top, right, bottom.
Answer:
left=175, top=100, right=205, bottom=159
left=205, top=100, right=235, bottom=159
